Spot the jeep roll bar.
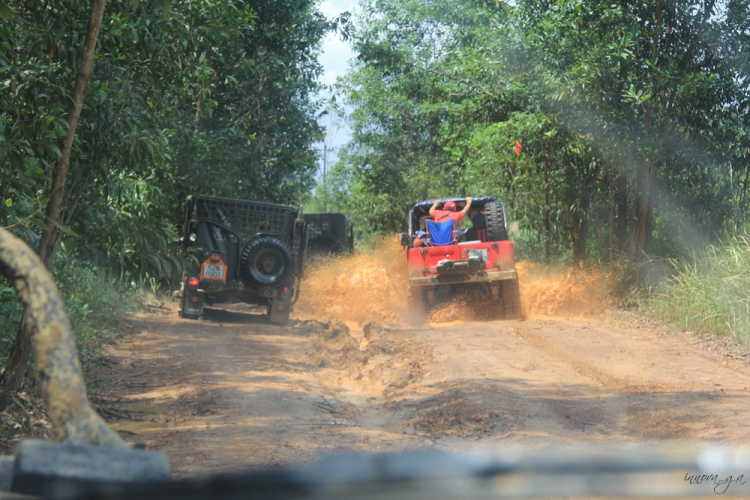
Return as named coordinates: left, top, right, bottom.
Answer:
left=407, top=197, right=508, bottom=243
left=185, top=194, right=299, bottom=245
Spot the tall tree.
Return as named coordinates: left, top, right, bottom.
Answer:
left=37, top=0, right=107, bottom=270
left=2, top=0, right=107, bottom=391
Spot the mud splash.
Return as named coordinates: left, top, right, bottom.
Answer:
left=427, top=289, right=499, bottom=324
left=301, top=318, right=432, bottom=399
left=517, top=261, right=613, bottom=318
left=296, top=236, right=613, bottom=324
left=427, top=261, right=614, bottom=323
left=296, top=237, right=408, bottom=324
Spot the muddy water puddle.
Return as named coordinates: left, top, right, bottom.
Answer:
left=124, top=404, right=169, bottom=415
left=358, top=413, right=411, bottom=434
left=115, top=343, right=139, bottom=350
left=108, top=405, right=170, bottom=435
left=336, top=385, right=412, bottom=434
left=109, top=420, right=165, bottom=435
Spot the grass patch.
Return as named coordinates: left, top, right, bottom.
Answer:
left=644, top=237, right=750, bottom=342
left=54, top=264, right=141, bottom=365
left=0, top=263, right=141, bottom=371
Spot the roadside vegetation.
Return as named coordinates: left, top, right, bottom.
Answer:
left=646, top=238, right=750, bottom=342
left=0, top=264, right=139, bottom=372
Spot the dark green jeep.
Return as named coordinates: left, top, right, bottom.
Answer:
left=179, top=195, right=307, bottom=324
left=304, top=212, right=354, bottom=257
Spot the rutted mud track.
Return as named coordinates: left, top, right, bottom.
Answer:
left=96, top=303, right=750, bottom=478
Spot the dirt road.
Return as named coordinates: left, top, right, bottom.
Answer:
left=96, top=303, right=750, bottom=479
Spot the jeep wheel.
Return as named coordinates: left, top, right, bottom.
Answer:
left=240, top=237, right=293, bottom=286
left=486, top=201, right=509, bottom=241
left=501, top=278, right=522, bottom=319
left=407, top=287, right=427, bottom=325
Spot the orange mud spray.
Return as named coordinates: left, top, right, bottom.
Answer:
left=295, top=235, right=613, bottom=325
left=517, top=262, right=613, bottom=318
left=295, top=237, right=408, bottom=324
left=427, top=263, right=614, bottom=323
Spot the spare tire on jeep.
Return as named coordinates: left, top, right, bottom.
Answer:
left=240, top=237, right=293, bottom=286
left=485, top=201, right=509, bottom=241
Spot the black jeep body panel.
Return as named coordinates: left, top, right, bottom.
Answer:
left=180, top=195, right=307, bottom=323
left=304, top=212, right=354, bottom=256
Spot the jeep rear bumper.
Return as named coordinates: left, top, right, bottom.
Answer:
left=407, top=269, right=517, bottom=288
left=194, top=284, right=284, bottom=299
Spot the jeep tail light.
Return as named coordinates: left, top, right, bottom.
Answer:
left=188, top=278, right=199, bottom=286
left=283, top=287, right=289, bottom=293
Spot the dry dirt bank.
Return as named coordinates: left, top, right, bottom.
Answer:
left=93, top=303, right=750, bottom=479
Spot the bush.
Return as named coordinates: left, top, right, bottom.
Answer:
left=0, top=263, right=139, bottom=370
left=645, top=237, right=750, bottom=342
left=54, top=264, right=140, bottom=364
left=0, top=282, right=24, bottom=364
left=511, top=228, right=573, bottom=265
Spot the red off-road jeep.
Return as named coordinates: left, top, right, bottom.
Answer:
left=400, top=197, right=521, bottom=321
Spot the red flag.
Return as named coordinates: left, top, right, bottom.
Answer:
left=515, top=140, right=522, bottom=157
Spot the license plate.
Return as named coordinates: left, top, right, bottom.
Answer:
left=202, top=263, right=225, bottom=279
left=466, top=249, right=488, bottom=262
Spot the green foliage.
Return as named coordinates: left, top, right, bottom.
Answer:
left=0, top=263, right=139, bottom=370
left=0, top=0, right=336, bottom=378
left=331, top=0, right=507, bottom=232
left=164, top=0, right=333, bottom=206
left=53, top=264, right=140, bottom=364
left=0, top=281, right=23, bottom=362
left=305, top=178, right=345, bottom=213
left=334, top=0, right=750, bottom=266
left=645, top=238, right=750, bottom=342
left=1, top=0, right=336, bottom=282
left=70, top=172, right=185, bottom=281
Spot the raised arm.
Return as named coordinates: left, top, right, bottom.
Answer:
left=460, top=197, right=473, bottom=217
left=429, top=199, right=441, bottom=216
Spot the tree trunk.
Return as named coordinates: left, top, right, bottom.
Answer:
left=738, top=159, right=750, bottom=230
left=37, top=0, right=107, bottom=270
left=544, top=161, right=551, bottom=263
left=631, top=0, right=662, bottom=261
left=632, top=167, right=653, bottom=260
left=616, top=0, right=630, bottom=97
left=1, top=0, right=107, bottom=391
left=643, top=0, right=662, bottom=133
left=608, top=190, right=614, bottom=264
left=573, top=191, right=590, bottom=267
left=0, top=316, right=33, bottom=395
left=615, top=173, right=628, bottom=253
